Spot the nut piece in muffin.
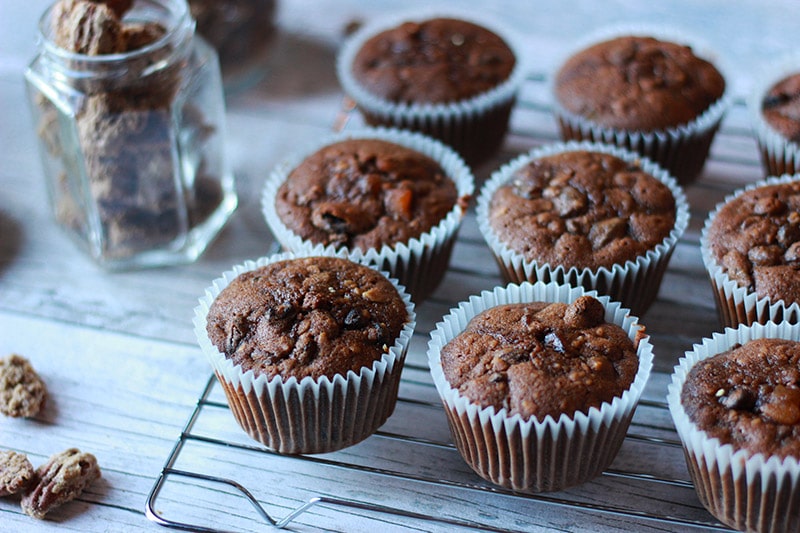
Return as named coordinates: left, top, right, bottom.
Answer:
left=706, top=180, right=800, bottom=308
left=555, top=35, right=725, bottom=132
left=440, top=295, right=639, bottom=420
left=0, top=450, right=35, bottom=497
left=206, top=256, right=409, bottom=380
left=351, top=17, right=516, bottom=105
left=275, top=138, right=460, bottom=252
left=681, top=338, right=800, bottom=459
left=488, top=150, right=676, bottom=271
left=0, top=354, right=47, bottom=418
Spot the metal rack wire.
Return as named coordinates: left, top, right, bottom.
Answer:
left=146, top=374, right=734, bottom=532
left=144, top=72, right=753, bottom=532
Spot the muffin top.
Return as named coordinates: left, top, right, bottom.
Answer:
left=206, top=256, right=408, bottom=380
left=488, top=150, right=676, bottom=270
left=351, top=17, right=516, bottom=104
left=762, top=73, right=800, bottom=143
left=706, top=181, right=800, bottom=306
left=440, top=296, right=640, bottom=421
left=275, top=138, right=461, bottom=251
left=681, top=338, right=800, bottom=459
left=554, top=35, right=725, bottom=131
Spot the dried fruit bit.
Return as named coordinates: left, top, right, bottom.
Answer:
left=0, top=450, right=35, bottom=497
left=21, top=449, right=101, bottom=520
left=0, top=354, right=47, bottom=418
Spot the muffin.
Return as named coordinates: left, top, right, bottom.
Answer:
left=428, top=281, right=653, bottom=492
left=552, top=29, right=729, bottom=184
left=749, top=52, right=800, bottom=177
left=194, top=251, right=416, bottom=454
left=262, top=128, right=474, bottom=301
left=476, top=141, right=689, bottom=316
left=188, top=0, right=277, bottom=89
left=701, top=174, right=800, bottom=328
left=667, top=322, right=800, bottom=533
left=337, top=13, right=525, bottom=164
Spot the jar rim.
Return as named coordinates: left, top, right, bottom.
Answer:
left=38, top=0, right=193, bottom=64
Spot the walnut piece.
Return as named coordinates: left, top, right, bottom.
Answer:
left=0, top=450, right=35, bottom=497
left=0, top=354, right=47, bottom=418
left=21, top=449, right=101, bottom=519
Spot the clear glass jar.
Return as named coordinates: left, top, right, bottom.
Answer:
left=25, top=0, right=237, bottom=269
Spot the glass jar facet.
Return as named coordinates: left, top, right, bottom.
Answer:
left=25, top=0, right=236, bottom=269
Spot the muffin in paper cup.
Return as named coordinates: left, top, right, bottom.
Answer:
left=550, top=24, right=731, bottom=185
left=749, top=51, right=800, bottom=178
left=262, top=127, right=474, bottom=302
left=700, top=174, right=800, bottom=329
left=476, top=140, right=690, bottom=317
left=194, top=249, right=416, bottom=454
left=667, top=322, right=800, bottom=533
left=336, top=10, right=527, bottom=164
left=427, top=280, right=653, bottom=492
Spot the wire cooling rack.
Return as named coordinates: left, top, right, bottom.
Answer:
left=145, top=71, right=759, bottom=532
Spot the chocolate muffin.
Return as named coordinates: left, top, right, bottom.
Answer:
left=263, top=129, right=474, bottom=301
left=337, top=15, right=524, bottom=163
left=555, top=36, right=724, bottom=131
left=427, top=281, right=653, bottom=492
left=681, top=338, right=800, bottom=459
left=552, top=32, right=728, bottom=184
left=196, top=253, right=416, bottom=454
left=761, top=73, right=800, bottom=143
left=704, top=179, right=800, bottom=315
left=440, top=296, right=639, bottom=421
left=750, top=58, right=800, bottom=178
left=188, top=0, right=276, bottom=84
left=487, top=150, right=676, bottom=271
left=668, top=324, right=800, bottom=533
left=274, top=138, right=459, bottom=252
left=206, top=256, right=408, bottom=380
left=478, top=143, right=687, bottom=315
left=351, top=17, right=515, bottom=105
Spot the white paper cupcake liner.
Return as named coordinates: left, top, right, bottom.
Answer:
left=700, top=174, right=800, bottom=329
left=748, top=50, right=800, bottom=178
left=194, top=249, right=416, bottom=455
left=336, top=9, right=527, bottom=163
left=667, top=322, right=800, bottom=532
left=427, top=280, right=653, bottom=492
left=261, top=126, right=474, bottom=302
left=550, top=24, right=732, bottom=185
left=476, top=140, right=689, bottom=317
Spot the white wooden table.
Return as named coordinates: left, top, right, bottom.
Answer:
left=2, top=1, right=799, bottom=531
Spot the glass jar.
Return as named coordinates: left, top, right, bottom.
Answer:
left=25, top=0, right=237, bottom=270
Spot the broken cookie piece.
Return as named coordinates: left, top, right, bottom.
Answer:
left=0, top=450, right=35, bottom=497
left=21, top=448, right=101, bottom=519
left=0, top=354, right=47, bottom=418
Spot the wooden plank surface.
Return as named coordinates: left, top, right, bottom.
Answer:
left=2, top=0, right=800, bottom=531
